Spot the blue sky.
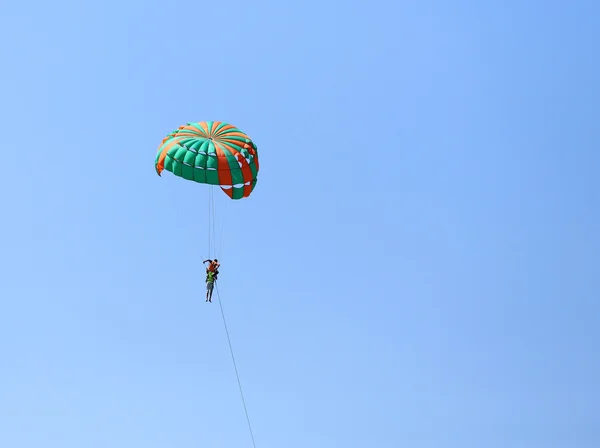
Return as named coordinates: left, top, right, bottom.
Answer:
left=1, top=0, right=599, bottom=447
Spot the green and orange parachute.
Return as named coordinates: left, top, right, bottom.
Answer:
left=155, top=121, right=259, bottom=199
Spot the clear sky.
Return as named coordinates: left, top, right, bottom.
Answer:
left=1, top=1, right=599, bottom=447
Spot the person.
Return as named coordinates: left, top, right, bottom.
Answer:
left=203, top=259, right=220, bottom=280
left=205, top=269, right=216, bottom=302
left=203, top=259, right=220, bottom=302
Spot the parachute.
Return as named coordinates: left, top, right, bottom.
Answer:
left=155, top=120, right=259, bottom=199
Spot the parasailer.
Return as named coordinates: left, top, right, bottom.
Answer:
left=203, top=259, right=220, bottom=278
left=205, top=270, right=216, bottom=302
left=203, top=259, right=219, bottom=303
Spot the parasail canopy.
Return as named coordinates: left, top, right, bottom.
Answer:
left=155, top=120, right=259, bottom=199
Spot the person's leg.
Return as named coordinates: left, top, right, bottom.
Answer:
left=208, top=282, right=214, bottom=302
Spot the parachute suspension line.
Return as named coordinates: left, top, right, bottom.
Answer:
left=207, top=186, right=212, bottom=259
left=212, top=186, right=217, bottom=258
left=215, top=282, right=257, bottom=448
left=218, top=196, right=228, bottom=258
left=207, top=185, right=218, bottom=260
